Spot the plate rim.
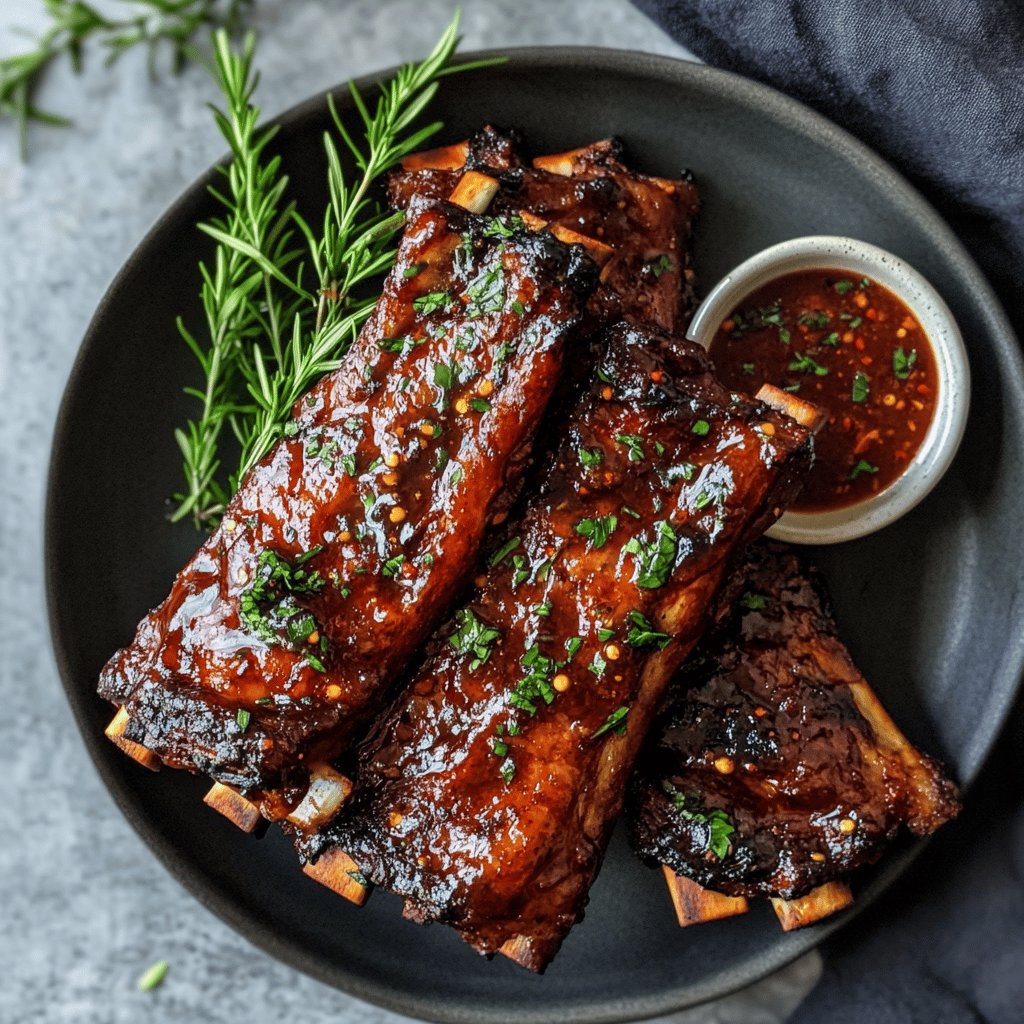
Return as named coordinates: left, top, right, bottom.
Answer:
left=45, top=44, right=1024, bottom=1024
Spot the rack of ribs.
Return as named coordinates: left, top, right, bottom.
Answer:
left=310, top=322, right=822, bottom=971
left=97, top=183, right=597, bottom=824
left=627, top=542, right=960, bottom=930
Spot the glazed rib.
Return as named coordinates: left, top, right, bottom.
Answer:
left=316, top=322, right=817, bottom=971
left=97, top=192, right=594, bottom=815
left=628, top=542, right=960, bottom=909
left=389, top=126, right=701, bottom=332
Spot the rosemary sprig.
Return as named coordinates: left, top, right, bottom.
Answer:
left=1, top=0, right=254, bottom=158
left=172, top=28, right=306, bottom=528
left=225, top=13, right=503, bottom=486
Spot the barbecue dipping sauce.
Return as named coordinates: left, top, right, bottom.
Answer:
left=708, top=270, right=937, bottom=512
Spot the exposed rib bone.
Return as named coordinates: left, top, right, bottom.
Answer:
left=755, top=383, right=829, bottom=431
left=662, top=866, right=749, bottom=927
left=498, top=934, right=535, bottom=968
left=549, top=223, right=615, bottom=265
left=401, top=140, right=469, bottom=171
left=532, top=142, right=613, bottom=176
left=203, top=783, right=263, bottom=833
left=104, top=708, right=160, bottom=771
left=448, top=171, right=499, bottom=213
left=302, top=848, right=371, bottom=906
left=771, top=881, right=854, bottom=931
left=285, top=765, right=354, bottom=830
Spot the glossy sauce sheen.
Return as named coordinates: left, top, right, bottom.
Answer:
left=323, top=323, right=815, bottom=971
left=97, top=197, right=593, bottom=804
left=628, top=543, right=960, bottom=900
left=708, top=271, right=936, bottom=511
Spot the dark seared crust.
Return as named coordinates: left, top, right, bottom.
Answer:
left=98, top=197, right=594, bottom=804
left=627, top=543, right=961, bottom=900
left=320, top=323, right=814, bottom=971
left=388, top=128, right=701, bottom=332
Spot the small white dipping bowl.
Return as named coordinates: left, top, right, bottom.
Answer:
left=686, top=236, right=970, bottom=545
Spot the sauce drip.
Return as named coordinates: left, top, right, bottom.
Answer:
left=708, top=269, right=937, bottom=512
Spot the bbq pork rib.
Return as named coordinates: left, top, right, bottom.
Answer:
left=389, top=126, right=701, bottom=332
left=313, top=323, right=820, bottom=972
left=98, top=190, right=595, bottom=819
left=628, top=542, right=960, bottom=923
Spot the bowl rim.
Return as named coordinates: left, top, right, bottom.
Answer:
left=685, top=235, right=971, bottom=545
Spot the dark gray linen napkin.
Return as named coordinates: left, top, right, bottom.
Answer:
left=631, top=2, right=1024, bottom=1020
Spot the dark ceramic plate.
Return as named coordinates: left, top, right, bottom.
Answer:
left=47, top=48, right=1024, bottom=1024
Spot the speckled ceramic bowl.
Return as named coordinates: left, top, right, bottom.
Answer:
left=687, top=236, right=970, bottom=545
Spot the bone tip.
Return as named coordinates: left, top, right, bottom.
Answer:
left=204, top=782, right=263, bottom=833
left=104, top=708, right=160, bottom=771
left=303, top=848, right=371, bottom=906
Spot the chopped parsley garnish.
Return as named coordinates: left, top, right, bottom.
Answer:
left=413, top=290, right=454, bottom=315
left=340, top=454, right=357, bottom=477
left=662, top=782, right=735, bottom=859
left=494, top=342, right=516, bottom=363
left=740, top=592, right=769, bottom=610
left=510, top=300, right=525, bottom=315
left=434, top=447, right=450, bottom=473
left=491, top=737, right=509, bottom=758
left=470, top=397, right=492, bottom=413
left=236, top=708, right=250, bottom=731
left=483, top=214, right=524, bottom=237
left=500, top=759, right=516, bottom=784
left=625, top=610, right=671, bottom=649
left=851, top=370, right=870, bottom=403
left=788, top=352, right=829, bottom=376
left=565, top=636, right=583, bottom=659
left=533, top=600, right=552, bottom=618
left=833, top=280, right=854, bottom=295
left=691, top=419, right=710, bottom=436
left=575, top=514, right=618, bottom=550
left=597, top=627, right=615, bottom=642
left=449, top=608, right=501, bottom=670
left=464, top=263, right=506, bottom=317
left=647, top=254, right=673, bottom=277
left=624, top=521, right=679, bottom=589
left=137, top=960, right=169, bottom=993
left=822, top=331, right=841, bottom=347
left=850, top=459, right=879, bottom=480
left=403, top=264, right=422, bottom=278
left=797, top=311, right=830, bottom=329
left=381, top=554, right=406, bottom=578
left=615, top=433, right=646, bottom=461
left=489, top=536, right=522, bottom=567
left=587, top=650, right=607, bottom=679
left=579, top=446, right=604, bottom=468
left=742, top=362, right=755, bottom=375
left=347, top=869, right=369, bottom=887
left=378, top=335, right=422, bottom=353
left=238, top=548, right=329, bottom=671
left=840, top=313, right=863, bottom=328
left=592, top=706, right=629, bottom=738
left=510, top=644, right=561, bottom=715
left=893, top=346, right=918, bottom=380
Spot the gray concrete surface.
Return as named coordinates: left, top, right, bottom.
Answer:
left=0, top=1, right=820, bottom=1020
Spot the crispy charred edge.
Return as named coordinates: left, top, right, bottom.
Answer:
left=105, top=169, right=597, bottom=814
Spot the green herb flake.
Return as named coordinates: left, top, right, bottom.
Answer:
left=851, top=370, right=870, bottom=403
left=625, top=610, right=671, bottom=649
left=381, top=554, right=407, bottom=578
left=579, top=446, right=604, bottom=468
left=511, top=300, right=526, bottom=315
left=347, top=869, right=369, bottom=887
left=742, top=362, right=755, bottom=376
left=893, top=346, right=918, bottom=380
left=236, top=708, right=251, bottom=731
left=822, top=331, right=841, bottom=347
left=413, top=290, right=455, bottom=315
left=592, top=706, right=629, bottom=738
left=470, top=397, right=492, bottom=413
left=741, top=592, right=769, bottom=610
left=833, top=280, right=854, bottom=295
left=662, top=782, right=736, bottom=860
left=797, top=311, right=830, bottom=330
left=575, top=514, right=618, bottom=550
left=403, top=264, right=423, bottom=278
left=489, top=536, right=522, bottom=567
left=597, top=627, right=616, bottom=642
left=648, top=254, right=674, bottom=277
left=491, top=737, right=509, bottom=758
left=850, top=459, right=879, bottom=480
left=587, top=650, right=607, bottom=679
left=449, top=608, right=501, bottom=670
left=615, top=433, right=646, bottom=461
left=137, top=960, right=169, bottom=993
left=500, top=759, right=516, bottom=784
left=788, top=352, right=829, bottom=376
left=691, top=419, right=711, bottom=436
left=623, top=521, right=679, bottom=589
left=533, top=600, right=552, bottom=618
